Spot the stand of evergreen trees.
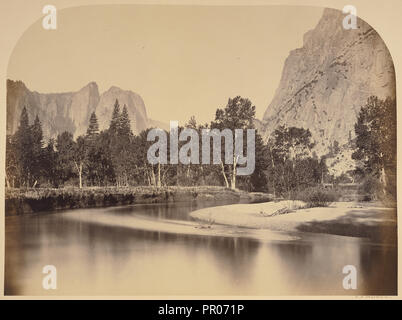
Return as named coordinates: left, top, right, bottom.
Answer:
left=6, top=96, right=330, bottom=195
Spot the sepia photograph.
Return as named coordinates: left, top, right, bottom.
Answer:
left=2, top=2, right=398, bottom=298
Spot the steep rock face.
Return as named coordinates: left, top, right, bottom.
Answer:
left=7, top=80, right=151, bottom=139
left=69, top=82, right=100, bottom=137
left=7, top=80, right=84, bottom=139
left=261, top=8, right=395, bottom=155
left=96, top=86, right=148, bottom=134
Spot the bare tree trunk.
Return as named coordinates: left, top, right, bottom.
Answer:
left=150, top=165, right=156, bottom=186
left=74, top=161, right=83, bottom=189
left=220, top=161, right=229, bottom=188
left=5, top=172, right=10, bottom=188
left=145, top=168, right=151, bottom=186
left=157, top=163, right=161, bottom=187
left=79, top=163, right=83, bottom=189
left=268, top=146, right=276, bottom=197
left=281, top=157, right=289, bottom=196
left=186, top=164, right=191, bottom=179
left=380, top=167, right=387, bottom=194
left=231, top=155, right=238, bottom=190
left=200, top=165, right=205, bottom=185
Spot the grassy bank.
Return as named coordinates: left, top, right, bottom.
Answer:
left=5, top=186, right=273, bottom=216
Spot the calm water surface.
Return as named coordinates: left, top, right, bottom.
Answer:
left=5, top=201, right=397, bottom=296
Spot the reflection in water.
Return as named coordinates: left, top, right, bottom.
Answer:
left=5, top=201, right=397, bottom=296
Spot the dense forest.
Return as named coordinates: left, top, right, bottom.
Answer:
left=5, top=95, right=396, bottom=201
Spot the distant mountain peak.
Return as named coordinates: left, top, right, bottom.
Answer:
left=7, top=80, right=155, bottom=139
left=84, top=81, right=98, bottom=89
left=107, top=85, right=122, bottom=92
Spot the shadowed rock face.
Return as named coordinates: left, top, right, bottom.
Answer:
left=7, top=80, right=152, bottom=139
left=260, top=8, right=396, bottom=156
left=96, top=86, right=148, bottom=134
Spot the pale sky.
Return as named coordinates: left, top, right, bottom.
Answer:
left=7, top=5, right=323, bottom=125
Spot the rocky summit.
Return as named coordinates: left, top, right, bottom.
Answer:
left=6, top=80, right=160, bottom=140
left=259, top=8, right=395, bottom=157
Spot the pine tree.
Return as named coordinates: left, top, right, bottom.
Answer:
left=87, top=111, right=99, bottom=138
left=109, top=99, right=121, bottom=135
left=186, top=116, right=197, bottom=129
left=119, top=105, right=132, bottom=137
left=19, top=106, right=29, bottom=130
left=15, top=106, right=33, bottom=187
left=31, top=115, right=43, bottom=148
left=107, top=101, right=135, bottom=186
left=30, top=115, right=44, bottom=186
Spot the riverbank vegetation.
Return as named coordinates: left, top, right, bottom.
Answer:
left=5, top=186, right=272, bottom=216
left=5, top=95, right=396, bottom=207
left=352, top=96, right=397, bottom=206
left=290, top=187, right=341, bottom=208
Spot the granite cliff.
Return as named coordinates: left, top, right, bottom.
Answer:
left=7, top=80, right=159, bottom=139
left=260, top=8, right=395, bottom=158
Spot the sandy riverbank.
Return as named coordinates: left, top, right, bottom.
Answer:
left=58, top=207, right=297, bottom=242
left=190, top=201, right=397, bottom=243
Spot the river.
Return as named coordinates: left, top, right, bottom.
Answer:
left=5, top=200, right=397, bottom=296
